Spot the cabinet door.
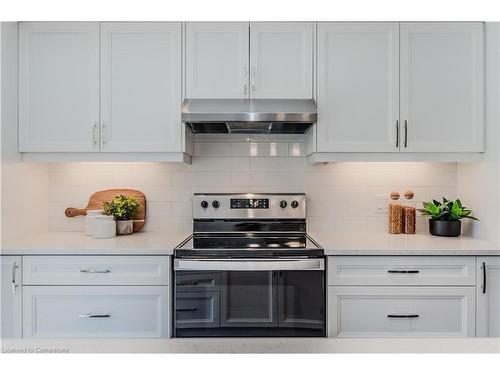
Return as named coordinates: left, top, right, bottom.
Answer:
left=329, top=286, right=475, bottom=337
left=316, top=23, right=400, bottom=152
left=0, top=256, right=22, bottom=338
left=477, top=257, right=500, bottom=337
left=220, top=271, right=278, bottom=327
left=185, top=22, right=249, bottom=99
left=249, top=22, right=313, bottom=99
left=400, top=22, right=484, bottom=152
left=19, top=22, right=99, bottom=152
left=100, top=23, right=182, bottom=152
left=23, top=286, right=168, bottom=338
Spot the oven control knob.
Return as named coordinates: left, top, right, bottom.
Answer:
left=280, top=200, right=287, bottom=208
left=212, top=200, right=220, bottom=208
left=291, top=200, right=299, bottom=209
left=200, top=200, right=208, bottom=208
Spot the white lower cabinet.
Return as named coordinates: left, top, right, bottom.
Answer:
left=329, top=286, right=475, bottom=337
left=1, top=256, right=22, bottom=338
left=476, top=257, right=500, bottom=337
left=23, top=286, right=168, bottom=338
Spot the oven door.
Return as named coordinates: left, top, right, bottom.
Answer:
left=173, top=258, right=326, bottom=337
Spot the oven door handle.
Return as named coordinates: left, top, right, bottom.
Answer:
left=174, top=258, right=325, bottom=271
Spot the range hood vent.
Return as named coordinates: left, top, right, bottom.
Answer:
left=182, top=99, right=317, bottom=134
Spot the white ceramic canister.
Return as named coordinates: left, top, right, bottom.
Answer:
left=93, top=215, right=116, bottom=239
left=84, top=210, right=104, bottom=236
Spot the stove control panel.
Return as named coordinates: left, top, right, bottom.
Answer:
left=193, top=193, right=306, bottom=219
left=231, top=198, right=269, bottom=209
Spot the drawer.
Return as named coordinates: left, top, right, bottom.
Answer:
left=175, top=272, right=220, bottom=290
left=175, top=291, right=220, bottom=329
left=23, top=286, right=168, bottom=338
left=328, top=286, right=475, bottom=337
left=23, top=256, right=170, bottom=285
left=328, top=256, right=476, bottom=286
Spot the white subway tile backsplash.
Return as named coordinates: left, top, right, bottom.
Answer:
left=47, top=140, right=458, bottom=233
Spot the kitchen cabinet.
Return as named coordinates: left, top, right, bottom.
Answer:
left=316, top=23, right=400, bottom=152
left=185, top=22, right=250, bottom=99
left=18, top=22, right=188, bottom=159
left=400, top=23, right=484, bottom=152
left=175, top=291, right=220, bottom=329
left=100, top=23, right=182, bottom=152
left=0, top=256, right=22, bottom=338
left=329, top=286, right=475, bottom=337
left=327, top=256, right=476, bottom=338
left=477, top=257, right=500, bottom=337
left=185, top=22, right=314, bottom=99
left=23, top=286, right=168, bottom=338
left=19, top=22, right=99, bottom=152
left=249, top=22, right=313, bottom=99
left=315, top=22, right=484, bottom=156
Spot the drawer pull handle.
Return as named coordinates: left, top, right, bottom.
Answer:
left=80, top=269, right=111, bottom=274
left=79, top=313, right=111, bottom=318
left=387, top=314, right=419, bottom=318
left=387, top=270, right=419, bottom=274
left=175, top=308, right=198, bottom=312
left=177, top=279, right=213, bottom=287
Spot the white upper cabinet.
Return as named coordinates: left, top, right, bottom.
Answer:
left=100, top=23, right=182, bottom=152
left=249, top=22, right=313, bottom=99
left=400, top=22, right=484, bottom=152
left=19, top=22, right=100, bottom=152
left=477, top=257, right=500, bottom=337
left=185, top=22, right=250, bottom=99
left=317, top=23, right=400, bottom=152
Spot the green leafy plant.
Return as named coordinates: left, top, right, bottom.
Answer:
left=418, top=198, right=478, bottom=221
left=103, top=194, right=140, bottom=221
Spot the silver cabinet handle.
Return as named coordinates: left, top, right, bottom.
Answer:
left=175, top=258, right=325, bottom=271
left=387, top=314, right=419, bottom=318
left=11, top=262, right=18, bottom=294
left=387, top=269, right=419, bottom=274
left=396, top=120, right=400, bottom=148
left=251, top=66, right=256, bottom=92
left=79, top=313, right=111, bottom=319
left=243, top=66, right=248, bottom=94
left=80, top=269, right=111, bottom=274
left=91, top=122, right=98, bottom=147
left=404, top=120, right=408, bottom=148
left=100, top=122, right=106, bottom=148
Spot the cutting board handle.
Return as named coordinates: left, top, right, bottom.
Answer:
left=65, top=208, right=88, bottom=217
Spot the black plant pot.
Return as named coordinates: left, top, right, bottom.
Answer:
left=429, top=219, right=462, bottom=237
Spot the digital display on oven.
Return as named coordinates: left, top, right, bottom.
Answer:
left=230, top=198, right=269, bottom=209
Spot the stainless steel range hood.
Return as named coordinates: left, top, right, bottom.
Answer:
left=181, top=99, right=317, bottom=134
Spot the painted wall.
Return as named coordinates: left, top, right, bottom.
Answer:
left=1, top=22, right=49, bottom=243
left=47, top=134, right=458, bottom=234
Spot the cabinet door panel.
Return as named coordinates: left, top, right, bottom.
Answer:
left=19, top=22, right=99, bottom=152
left=23, top=286, right=168, bottom=338
left=0, top=256, right=22, bottom=338
left=186, top=22, right=249, bottom=99
left=329, top=286, right=475, bottom=337
left=250, top=22, right=313, bottom=99
left=477, top=257, right=500, bottom=337
left=400, top=22, right=484, bottom=152
left=100, top=22, right=182, bottom=152
left=316, top=23, right=399, bottom=152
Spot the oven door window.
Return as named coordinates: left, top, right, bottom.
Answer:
left=174, top=270, right=325, bottom=337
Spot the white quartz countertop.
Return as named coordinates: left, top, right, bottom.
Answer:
left=309, top=232, right=500, bottom=255
left=0, top=231, right=190, bottom=255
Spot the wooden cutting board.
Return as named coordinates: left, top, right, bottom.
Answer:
left=65, top=189, right=146, bottom=232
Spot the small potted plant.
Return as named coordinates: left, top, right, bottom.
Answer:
left=419, top=198, right=478, bottom=237
left=103, top=194, right=140, bottom=235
